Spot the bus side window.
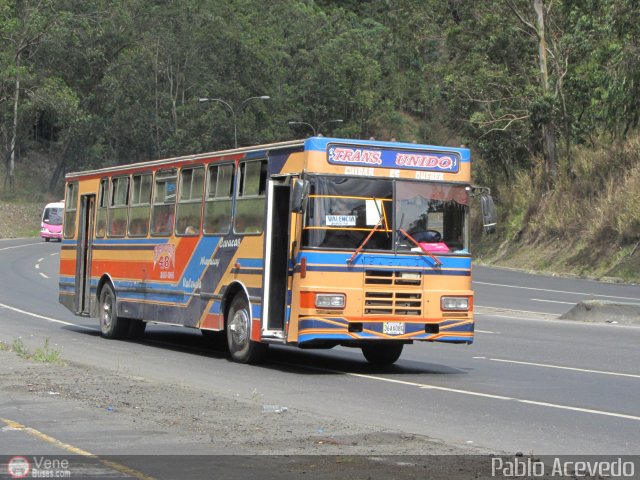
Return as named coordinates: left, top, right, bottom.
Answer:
left=63, top=182, right=78, bottom=239
left=108, top=176, right=129, bottom=237
left=204, top=163, right=233, bottom=235
left=151, top=170, right=177, bottom=236
left=176, top=166, right=204, bottom=236
left=129, top=173, right=151, bottom=237
left=234, top=159, right=267, bottom=234
left=95, top=178, right=109, bottom=238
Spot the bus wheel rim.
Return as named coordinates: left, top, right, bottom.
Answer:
left=102, top=292, right=113, bottom=329
left=230, top=309, right=249, bottom=348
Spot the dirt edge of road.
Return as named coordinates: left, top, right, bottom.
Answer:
left=0, top=348, right=485, bottom=457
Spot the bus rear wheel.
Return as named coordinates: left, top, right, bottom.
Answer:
left=226, top=295, right=267, bottom=364
left=99, top=284, right=128, bottom=339
left=361, top=343, right=404, bottom=366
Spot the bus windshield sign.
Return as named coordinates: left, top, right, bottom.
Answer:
left=328, top=144, right=459, bottom=173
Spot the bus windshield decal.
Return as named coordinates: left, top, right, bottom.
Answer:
left=328, top=144, right=459, bottom=173
left=326, top=215, right=357, bottom=227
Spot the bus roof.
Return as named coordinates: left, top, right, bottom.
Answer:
left=65, top=137, right=471, bottom=181
left=44, top=201, right=64, bottom=209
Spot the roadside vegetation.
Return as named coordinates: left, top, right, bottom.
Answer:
left=7, top=338, right=63, bottom=364
left=1, top=1, right=638, bottom=282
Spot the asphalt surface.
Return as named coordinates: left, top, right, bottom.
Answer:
left=1, top=238, right=639, bottom=461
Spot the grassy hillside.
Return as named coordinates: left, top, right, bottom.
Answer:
left=0, top=201, right=43, bottom=239
left=473, top=134, right=640, bottom=283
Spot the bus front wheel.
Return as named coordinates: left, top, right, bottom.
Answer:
left=361, top=343, right=404, bottom=366
left=226, top=295, right=267, bottom=364
left=99, top=284, right=128, bottom=339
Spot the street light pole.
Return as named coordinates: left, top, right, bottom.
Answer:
left=199, top=95, right=270, bottom=148
left=288, top=119, right=343, bottom=137
left=287, top=121, right=316, bottom=136
left=317, top=119, right=343, bottom=135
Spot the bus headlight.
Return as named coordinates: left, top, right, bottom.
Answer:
left=441, top=296, right=469, bottom=311
left=315, top=293, right=346, bottom=309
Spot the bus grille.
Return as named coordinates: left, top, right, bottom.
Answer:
left=364, top=269, right=421, bottom=286
left=364, top=291, right=422, bottom=316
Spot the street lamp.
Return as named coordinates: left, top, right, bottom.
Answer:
left=288, top=119, right=343, bottom=136
left=199, top=95, right=270, bottom=148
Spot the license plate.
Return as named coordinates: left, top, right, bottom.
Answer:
left=383, top=322, right=405, bottom=335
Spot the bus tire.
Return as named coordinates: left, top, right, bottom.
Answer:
left=126, top=319, right=146, bottom=340
left=361, top=343, right=404, bottom=366
left=99, top=284, right=128, bottom=339
left=226, top=295, right=267, bottom=364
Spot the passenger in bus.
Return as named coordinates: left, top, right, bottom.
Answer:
left=154, top=208, right=174, bottom=234
left=110, top=219, right=126, bottom=237
left=235, top=214, right=261, bottom=233
left=129, top=218, right=148, bottom=236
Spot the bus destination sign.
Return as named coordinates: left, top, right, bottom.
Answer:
left=327, top=144, right=459, bottom=173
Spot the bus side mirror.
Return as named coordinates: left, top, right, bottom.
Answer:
left=291, top=179, right=310, bottom=213
left=480, top=195, right=497, bottom=234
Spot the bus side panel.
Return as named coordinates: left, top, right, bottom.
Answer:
left=85, top=234, right=266, bottom=331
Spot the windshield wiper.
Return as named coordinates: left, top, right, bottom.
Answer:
left=398, top=228, right=442, bottom=268
left=347, top=217, right=383, bottom=264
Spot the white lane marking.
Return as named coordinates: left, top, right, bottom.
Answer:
left=37, top=257, right=44, bottom=262
left=50, top=253, right=58, bottom=257
left=0, top=302, right=97, bottom=332
left=35, top=264, right=40, bottom=269
left=476, top=306, right=558, bottom=316
left=280, top=363, right=640, bottom=423
left=530, top=298, right=576, bottom=305
left=347, top=371, right=640, bottom=422
left=0, top=242, right=41, bottom=251
left=487, top=357, right=640, bottom=379
left=39, top=273, right=49, bottom=279
left=475, top=330, right=496, bottom=334
left=474, top=281, right=640, bottom=302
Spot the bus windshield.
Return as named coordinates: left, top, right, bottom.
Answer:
left=302, top=176, right=468, bottom=253
left=43, top=207, right=64, bottom=226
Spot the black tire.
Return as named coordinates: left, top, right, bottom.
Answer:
left=361, top=343, right=404, bottom=366
left=44, top=237, right=50, bottom=242
left=226, top=295, right=268, bottom=364
left=126, top=319, right=146, bottom=340
left=99, top=284, right=128, bottom=339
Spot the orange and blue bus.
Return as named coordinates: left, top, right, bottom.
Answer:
left=59, top=137, right=495, bottom=364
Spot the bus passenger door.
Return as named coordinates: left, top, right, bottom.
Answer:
left=75, top=194, right=95, bottom=315
left=262, top=177, right=292, bottom=339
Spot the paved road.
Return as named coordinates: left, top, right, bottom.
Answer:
left=1, top=238, right=639, bottom=458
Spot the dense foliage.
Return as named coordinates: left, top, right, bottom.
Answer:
left=1, top=1, right=639, bottom=195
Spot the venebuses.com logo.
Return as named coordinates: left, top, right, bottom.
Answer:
left=7, top=457, right=30, bottom=479
left=6, top=456, right=71, bottom=478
